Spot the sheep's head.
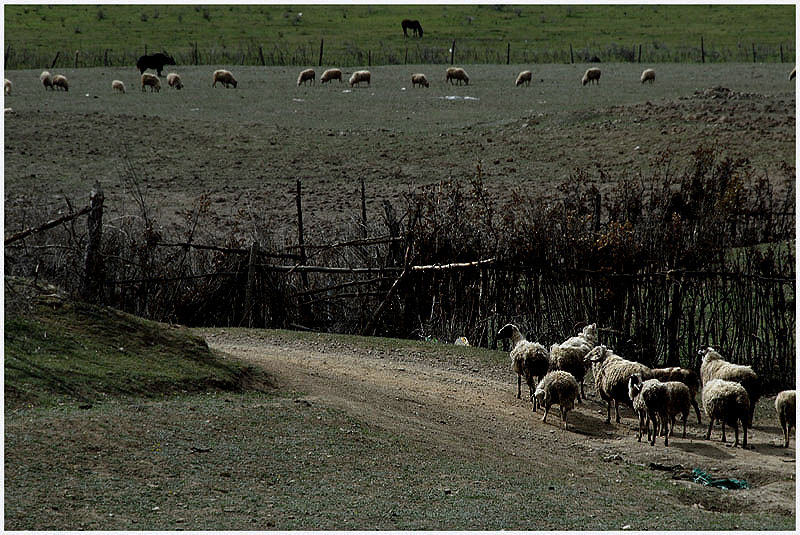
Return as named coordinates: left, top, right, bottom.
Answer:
left=628, top=373, right=643, bottom=401
left=699, top=346, right=721, bottom=363
left=534, top=387, right=547, bottom=406
left=585, top=344, right=608, bottom=364
left=582, top=323, right=597, bottom=342
left=496, top=323, right=517, bottom=340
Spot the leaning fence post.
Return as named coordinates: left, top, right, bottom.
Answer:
left=569, top=43, right=574, bottom=64
left=243, top=241, right=259, bottom=327
left=81, top=183, right=104, bottom=303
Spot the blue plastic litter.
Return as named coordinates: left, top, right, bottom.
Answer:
left=692, top=468, right=750, bottom=490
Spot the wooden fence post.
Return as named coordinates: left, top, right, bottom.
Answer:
left=368, top=50, right=371, bottom=66
left=752, top=43, right=756, bottom=63
left=50, top=51, right=60, bottom=69
left=638, top=44, right=642, bottom=63
left=360, top=177, right=368, bottom=237
left=243, top=241, right=259, bottom=327
left=450, top=39, right=456, bottom=64
left=569, top=43, right=574, bottom=64
left=506, top=42, right=510, bottom=64
left=404, top=47, right=408, bottom=64
left=700, top=36, right=705, bottom=63
left=259, top=45, right=265, bottom=66
left=74, top=50, right=79, bottom=68
left=81, top=183, right=104, bottom=303
left=318, top=38, right=324, bottom=66
left=665, top=272, right=683, bottom=366
left=296, top=180, right=311, bottom=322
left=4, top=45, right=9, bottom=66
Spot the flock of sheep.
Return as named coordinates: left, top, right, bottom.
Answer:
left=497, top=322, right=795, bottom=450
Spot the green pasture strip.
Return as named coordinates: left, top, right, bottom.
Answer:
left=4, top=4, right=795, bottom=68
left=4, top=278, right=255, bottom=408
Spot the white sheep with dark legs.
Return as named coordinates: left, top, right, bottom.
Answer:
left=445, top=67, right=470, bottom=85
left=297, top=68, right=315, bottom=86
left=212, top=69, right=237, bottom=88
left=585, top=344, right=651, bottom=424
left=650, top=366, right=702, bottom=423
left=582, top=67, right=601, bottom=86
left=534, top=371, right=580, bottom=430
left=349, top=70, right=371, bottom=87
left=549, top=323, right=597, bottom=402
left=496, top=323, right=550, bottom=411
left=703, top=378, right=749, bottom=448
left=775, top=390, right=795, bottom=448
left=40, top=71, right=54, bottom=90
left=111, top=80, right=125, bottom=93
left=166, top=73, right=183, bottom=90
left=628, top=375, right=660, bottom=443
left=411, top=73, right=429, bottom=88
left=640, top=68, right=655, bottom=84
left=320, top=68, right=342, bottom=84
left=515, top=70, right=532, bottom=86
left=52, top=74, right=69, bottom=91
left=141, top=73, right=160, bottom=92
left=700, top=347, right=760, bottom=426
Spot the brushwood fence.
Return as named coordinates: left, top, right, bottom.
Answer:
left=5, top=181, right=795, bottom=391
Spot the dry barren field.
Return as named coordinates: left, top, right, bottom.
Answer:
left=4, top=63, right=795, bottom=240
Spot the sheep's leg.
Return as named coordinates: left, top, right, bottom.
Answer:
left=732, top=423, right=739, bottom=447
left=706, top=418, right=714, bottom=440
left=781, top=419, right=788, bottom=447
left=636, top=413, right=643, bottom=442
left=541, top=405, right=549, bottom=423
left=692, top=399, right=702, bottom=424
left=682, top=414, right=687, bottom=438
left=742, top=421, right=748, bottom=448
left=605, top=401, right=612, bottom=424
left=577, top=382, right=584, bottom=403
left=721, top=422, right=727, bottom=443
left=517, top=375, right=521, bottom=399
left=649, top=413, right=658, bottom=446
left=561, top=407, right=568, bottom=430
left=614, top=401, right=621, bottom=424
left=663, top=415, right=670, bottom=446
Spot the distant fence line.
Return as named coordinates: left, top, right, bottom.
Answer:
left=5, top=179, right=795, bottom=391
left=4, top=38, right=796, bottom=70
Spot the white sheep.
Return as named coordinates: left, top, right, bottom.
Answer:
left=453, top=336, right=469, bottom=346
left=212, top=69, right=237, bottom=88
left=515, top=70, right=532, bottom=87
left=497, top=323, right=551, bottom=410
left=628, top=375, right=660, bottom=443
left=549, top=323, right=597, bottom=402
left=320, top=68, right=342, bottom=84
left=52, top=74, right=69, bottom=91
left=699, top=347, right=760, bottom=426
left=775, top=390, right=795, bottom=448
left=650, top=366, right=702, bottom=423
left=662, top=381, right=692, bottom=441
left=348, top=70, right=371, bottom=87
left=297, top=68, right=315, bottom=86
left=640, top=68, right=655, bottom=84
left=166, top=72, right=183, bottom=90
left=582, top=67, right=601, bottom=86
left=40, top=70, right=54, bottom=90
left=702, top=378, right=749, bottom=448
left=411, top=73, right=429, bottom=88
left=4, top=79, right=11, bottom=96
left=534, top=370, right=580, bottom=430
left=585, top=344, right=651, bottom=423
left=141, top=73, right=161, bottom=92
left=111, top=80, right=126, bottom=94
left=445, top=67, right=470, bottom=85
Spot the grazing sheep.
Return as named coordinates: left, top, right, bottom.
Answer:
left=52, top=74, right=69, bottom=91
left=297, top=68, right=315, bottom=86
left=445, top=67, right=470, bottom=85
left=40, top=71, right=54, bottom=90
left=650, top=366, right=701, bottom=423
left=585, top=345, right=651, bottom=424
left=111, top=80, right=125, bottom=94
left=4, top=79, right=11, bottom=96
left=662, top=381, right=692, bottom=440
left=629, top=375, right=660, bottom=443
left=497, top=323, right=551, bottom=411
left=411, top=73, right=429, bottom=88
left=775, top=390, right=795, bottom=448
left=640, top=68, right=655, bottom=84
left=515, top=70, right=532, bottom=87
left=791, top=67, right=796, bottom=80
left=699, top=347, right=760, bottom=426
left=534, top=371, right=580, bottom=430
left=348, top=70, right=371, bottom=87
left=549, top=323, right=598, bottom=402
left=320, top=68, right=343, bottom=84
left=212, top=69, right=237, bottom=88
left=141, top=73, right=161, bottom=92
left=582, top=67, right=601, bottom=86
left=166, top=72, right=183, bottom=90
left=702, top=378, right=749, bottom=448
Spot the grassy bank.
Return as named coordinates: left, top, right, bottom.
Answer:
left=4, top=4, right=795, bottom=68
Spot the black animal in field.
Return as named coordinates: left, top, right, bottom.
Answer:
left=136, top=52, right=176, bottom=77
left=401, top=19, right=423, bottom=37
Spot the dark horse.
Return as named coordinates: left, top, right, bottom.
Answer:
left=401, top=19, right=423, bottom=37
left=136, top=52, right=176, bottom=77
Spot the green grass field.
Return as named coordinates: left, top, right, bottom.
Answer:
left=4, top=4, right=795, bottom=68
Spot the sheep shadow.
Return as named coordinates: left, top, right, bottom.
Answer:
left=671, top=441, right=736, bottom=460
left=563, top=408, right=620, bottom=438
